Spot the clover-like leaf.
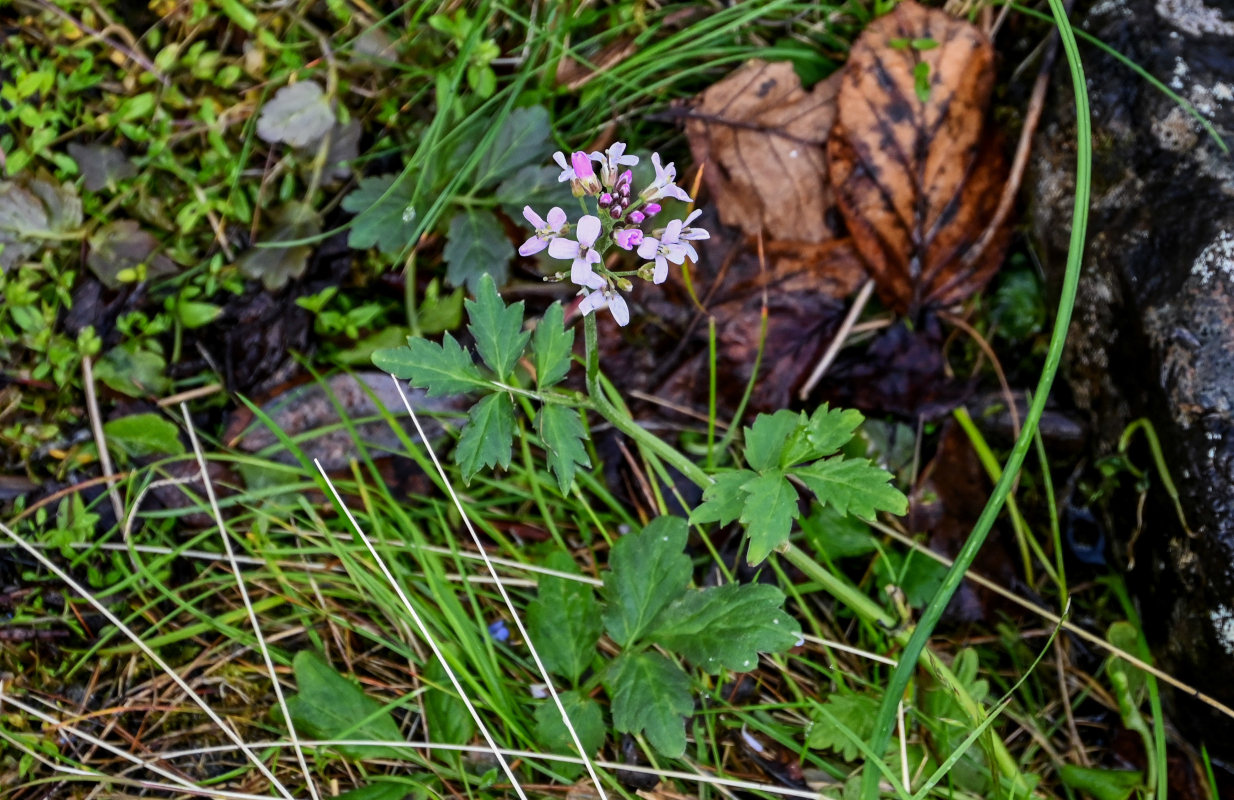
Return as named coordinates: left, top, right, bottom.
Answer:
left=536, top=405, right=590, bottom=495
left=341, top=173, right=417, bottom=255
left=466, top=273, right=529, bottom=379
left=531, top=302, right=573, bottom=390
left=793, top=457, right=908, bottom=519
left=602, top=516, right=691, bottom=647
left=442, top=208, right=511, bottom=291
left=608, top=651, right=693, bottom=758
left=526, top=550, right=602, bottom=684
left=256, top=81, right=336, bottom=148
left=738, top=471, right=799, bottom=565
left=648, top=583, right=800, bottom=673
left=455, top=392, right=514, bottom=482
left=372, top=333, right=486, bottom=396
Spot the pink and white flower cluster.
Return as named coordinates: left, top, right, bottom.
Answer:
left=517, top=142, right=709, bottom=326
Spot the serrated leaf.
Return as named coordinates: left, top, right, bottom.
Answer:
left=526, top=551, right=602, bottom=683
left=743, top=410, right=801, bottom=472
left=689, top=470, right=755, bottom=527
left=371, top=334, right=486, bottom=395
left=474, top=106, right=553, bottom=190
left=536, top=405, right=590, bottom=495
left=789, top=404, right=865, bottom=466
left=496, top=164, right=576, bottom=220
left=532, top=302, right=573, bottom=390
left=256, top=81, right=336, bottom=148
left=456, top=392, right=514, bottom=482
left=423, top=656, right=475, bottom=745
left=466, top=273, right=529, bottom=378
left=608, top=651, right=693, bottom=758
left=284, top=650, right=409, bottom=761
left=739, top=471, right=800, bottom=565
left=602, top=516, right=691, bottom=647
left=341, top=173, right=417, bottom=255
left=648, top=583, right=800, bottom=673
left=103, top=413, right=185, bottom=459
left=442, top=209, right=511, bottom=292
left=534, top=690, right=605, bottom=758
left=793, top=457, right=908, bottom=519
left=807, top=693, right=880, bottom=761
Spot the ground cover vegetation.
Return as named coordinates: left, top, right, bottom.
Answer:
left=0, top=1, right=1228, bottom=799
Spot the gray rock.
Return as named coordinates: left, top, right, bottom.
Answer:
left=1030, top=0, right=1234, bottom=748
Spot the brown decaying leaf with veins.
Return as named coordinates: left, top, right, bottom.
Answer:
left=828, top=1, right=1009, bottom=315
left=686, top=60, right=841, bottom=244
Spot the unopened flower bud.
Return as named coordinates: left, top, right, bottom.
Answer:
left=628, top=210, right=645, bottom=224
left=644, top=203, right=662, bottom=217
left=599, top=192, right=613, bottom=207
left=637, top=262, right=656, bottom=282
left=613, top=228, right=644, bottom=250
left=571, top=151, right=602, bottom=195
left=609, top=206, right=622, bottom=219
left=616, top=277, right=634, bottom=292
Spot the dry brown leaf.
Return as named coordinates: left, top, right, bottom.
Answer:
left=828, top=1, right=1009, bottom=315
left=555, top=37, right=638, bottom=90
left=686, top=60, right=841, bottom=243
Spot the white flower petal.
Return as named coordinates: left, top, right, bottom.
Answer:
left=653, top=258, right=668, bottom=284
left=578, top=290, right=606, bottom=317
left=519, top=237, right=548, bottom=257
left=636, top=237, right=659, bottom=259
left=522, top=206, right=546, bottom=228
left=576, top=215, right=602, bottom=247
left=546, top=207, right=568, bottom=228
left=548, top=237, right=579, bottom=259
left=609, top=293, right=630, bottom=326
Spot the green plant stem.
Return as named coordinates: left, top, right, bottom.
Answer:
left=582, top=312, right=711, bottom=488
left=860, top=0, right=1091, bottom=795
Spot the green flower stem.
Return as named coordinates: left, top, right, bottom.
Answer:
left=780, top=543, right=895, bottom=630
left=582, top=312, right=711, bottom=489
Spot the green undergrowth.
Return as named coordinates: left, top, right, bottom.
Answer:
left=0, top=0, right=1222, bottom=799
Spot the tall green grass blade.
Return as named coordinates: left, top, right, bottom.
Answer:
left=860, top=0, right=1093, bottom=795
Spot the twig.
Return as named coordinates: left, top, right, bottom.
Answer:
left=81, top=356, right=124, bottom=524
left=799, top=278, right=876, bottom=400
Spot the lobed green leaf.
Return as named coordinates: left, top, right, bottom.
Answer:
left=648, top=583, right=800, bottom=673
left=535, top=404, right=590, bottom=495
left=526, top=551, right=602, bottom=683
left=466, top=272, right=529, bottom=379
left=531, top=302, right=573, bottom=390
left=371, top=333, right=486, bottom=396
left=455, top=392, right=514, bottom=482
left=608, top=651, right=693, bottom=758
left=602, top=516, right=691, bottom=647
left=739, top=471, right=800, bottom=565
